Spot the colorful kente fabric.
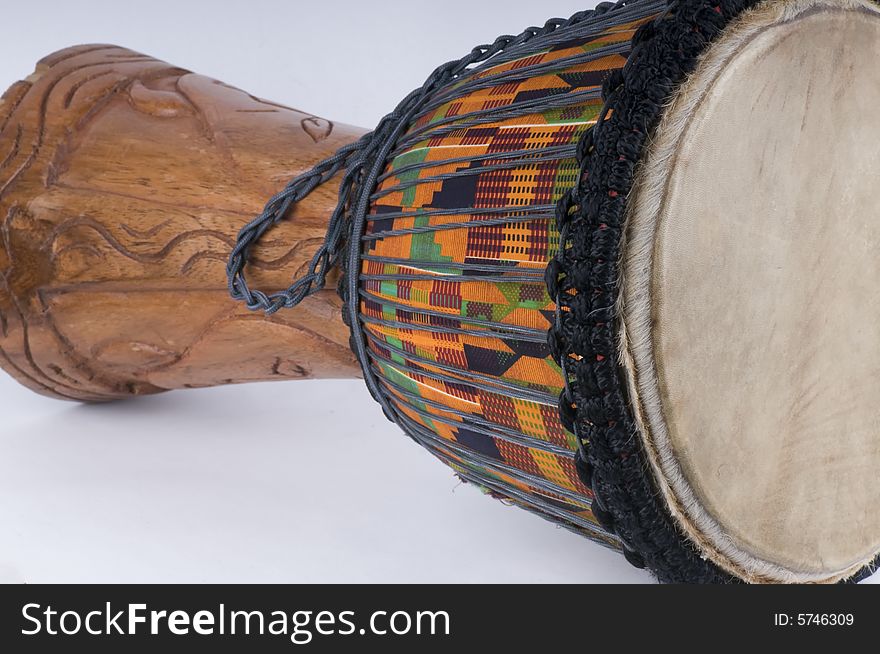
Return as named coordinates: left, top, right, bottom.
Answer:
left=359, top=11, right=658, bottom=549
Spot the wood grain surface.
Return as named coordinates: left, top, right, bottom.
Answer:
left=0, top=45, right=364, bottom=401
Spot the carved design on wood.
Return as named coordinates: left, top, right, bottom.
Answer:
left=301, top=116, right=334, bottom=143
left=0, top=45, right=364, bottom=401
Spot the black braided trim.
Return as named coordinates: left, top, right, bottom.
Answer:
left=547, top=0, right=880, bottom=583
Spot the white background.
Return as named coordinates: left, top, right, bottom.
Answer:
left=0, top=0, right=874, bottom=584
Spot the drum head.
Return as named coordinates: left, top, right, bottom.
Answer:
left=622, top=0, right=880, bottom=582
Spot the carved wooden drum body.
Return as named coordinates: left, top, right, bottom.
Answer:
left=2, top=0, right=879, bottom=583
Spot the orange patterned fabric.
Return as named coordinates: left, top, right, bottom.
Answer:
left=358, top=10, right=658, bottom=547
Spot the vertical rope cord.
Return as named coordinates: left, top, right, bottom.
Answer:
left=226, top=0, right=634, bottom=316
left=338, top=0, right=671, bottom=543
left=224, top=0, right=663, bottom=546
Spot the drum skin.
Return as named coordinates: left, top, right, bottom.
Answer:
left=620, top=0, right=880, bottom=582
left=358, top=4, right=661, bottom=550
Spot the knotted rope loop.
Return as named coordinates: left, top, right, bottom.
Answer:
left=226, top=1, right=630, bottom=316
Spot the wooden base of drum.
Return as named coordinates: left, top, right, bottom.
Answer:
left=0, top=46, right=363, bottom=402
left=622, top=0, right=880, bottom=582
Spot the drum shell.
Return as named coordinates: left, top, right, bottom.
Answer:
left=356, top=3, right=664, bottom=549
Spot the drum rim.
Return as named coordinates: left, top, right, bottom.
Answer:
left=621, top=0, right=880, bottom=582
left=550, top=0, right=880, bottom=583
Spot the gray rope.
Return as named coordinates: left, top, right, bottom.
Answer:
left=226, top=0, right=633, bottom=316
left=373, top=373, right=575, bottom=455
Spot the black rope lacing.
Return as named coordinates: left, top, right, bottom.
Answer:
left=226, top=0, right=633, bottom=315
left=547, top=89, right=649, bottom=569
left=548, top=0, right=739, bottom=582
left=223, top=0, right=656, bottom=568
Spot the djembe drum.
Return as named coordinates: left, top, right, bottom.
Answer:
left=2, top=0, right=879, bottom=584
